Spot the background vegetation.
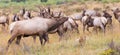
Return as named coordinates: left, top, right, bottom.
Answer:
left=0, top=0, right=120, bottom=7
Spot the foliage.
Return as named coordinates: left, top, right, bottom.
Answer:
left=100, top=49, right=115, bottom=55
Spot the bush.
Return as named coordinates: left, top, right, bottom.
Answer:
left=100, top=49, right=115, bottom=55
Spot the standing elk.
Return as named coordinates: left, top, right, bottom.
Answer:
left=0, top=14, right=9, bottom=30
left=81, top=9, right=109, bottom=33
left=82, top=15, right=107, bottom=33
left=103, top=10, right=112, bottom=28
left=13, top=7, right=79, bottom=42
left=7, top=16, right=68, bottom=50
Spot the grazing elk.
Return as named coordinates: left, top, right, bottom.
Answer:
left=7, top=16, right=68, bottom=50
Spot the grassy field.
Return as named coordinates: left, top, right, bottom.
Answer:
left=1, top=19, right=120, bottom=55
left=0, top=1, right=120, bottom=55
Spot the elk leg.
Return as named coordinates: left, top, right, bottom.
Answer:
left=40, top=37, right=43, bottom=45
left=86, top=25, right=90, bottom=33
left=57, top=30, right=64, bottom=41
left=83, top=23, right=86, bottom=33
left=2, top=23, right=5, bottom=31
left=38, top=34, right=43, bottom=45
left=75, top=27, right=79, bottom=34
left=6, top=20, right=9, bottom=25
left=7, top=34, right=17, bottom=50
left=15, top=35, right=22, bottom=45
left=74, top=22, right=79, bottom=33
left=94, top=26, right=98, bottom=34
left=100, top=24, right=105, bottom=33
left=6, top=20, right=9, bottom=29
left=98, top=27, right=101, bottom=32
left=104, top=24, right=106, bottom=34
left=108, top=19, right=113, bottom=29
left=43, top=33, right=49, bottom=45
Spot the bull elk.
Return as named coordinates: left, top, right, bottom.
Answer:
left=7, top=16, right=68, bottom=50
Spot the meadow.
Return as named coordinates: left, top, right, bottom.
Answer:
left=0, top=0, right=120, bottom=55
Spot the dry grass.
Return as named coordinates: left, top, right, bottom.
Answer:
left=0, top=1, right=120, bottom=55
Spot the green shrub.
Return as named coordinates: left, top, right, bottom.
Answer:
left=100, top=49, right=115, bottom=55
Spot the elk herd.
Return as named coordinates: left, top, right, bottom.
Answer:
left=0, top=6, right=119, bottom=50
